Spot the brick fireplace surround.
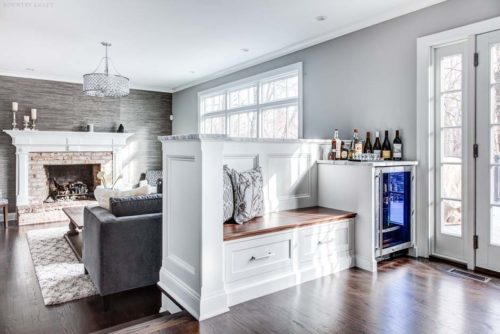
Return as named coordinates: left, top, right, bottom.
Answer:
left=3, top=130, right=133, bottom=225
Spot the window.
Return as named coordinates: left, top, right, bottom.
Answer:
left=198, top=63, right=302, bottom=139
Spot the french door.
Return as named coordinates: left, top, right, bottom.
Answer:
left=433, top=30, right=500, bottom=272
left=476, top=30, right=500, bottom=272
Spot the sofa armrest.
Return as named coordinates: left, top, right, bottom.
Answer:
left=84, top=207, right=162, bottom=295
left=83, top=206, right=115, bottom=292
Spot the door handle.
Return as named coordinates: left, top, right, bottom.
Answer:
left=317, top=239, right=334, bottom=245
left=250, top=252, right=275, bottom=261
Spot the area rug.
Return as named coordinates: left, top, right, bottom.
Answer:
left=26, top=227, right=98, bottom=305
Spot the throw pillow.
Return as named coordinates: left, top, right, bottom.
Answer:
left=223, top=165, right=234, bottom=222
left=94, top=184, right=150, bottom=210
left=230, top=167, right=264, bottom=224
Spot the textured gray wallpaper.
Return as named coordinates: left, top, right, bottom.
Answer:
left=172, top=0, right=500, bottom=160
left=0, top=75, right=172, bottom=209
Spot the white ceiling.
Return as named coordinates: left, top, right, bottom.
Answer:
left=0, top=0, right=444, bottom=93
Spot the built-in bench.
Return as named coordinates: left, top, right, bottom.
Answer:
left=223, top=206, right=356, bottom=306
left=224, top=206, right=356, bottom=241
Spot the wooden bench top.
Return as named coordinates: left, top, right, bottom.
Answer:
left=223, top=206, right=356, bottom=241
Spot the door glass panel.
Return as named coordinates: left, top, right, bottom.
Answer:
left=491, top=126, right=500, bottom=163
left=441, top=200, right=462, bottom=236
left=490, top=43, right=500, bottom=84
left=491, top=206, right=500, bottom=245
left=440, top=54, right=462, bottom=91
left=491, top=85, right=500, bottom=124
left=491, top=166, right=500, bottom=205
left=442, top=128, right=462, bottom=162
left=441, top=164, right=462, bottom=199
left=441, top=92, right=462, bottom=126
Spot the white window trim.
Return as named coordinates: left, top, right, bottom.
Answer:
left=416, top=16, right=500, bottom=269
left=197, top=62, right=303, bottom=138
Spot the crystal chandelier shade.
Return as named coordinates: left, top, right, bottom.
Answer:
left=83, top=42, right=130, bottom=98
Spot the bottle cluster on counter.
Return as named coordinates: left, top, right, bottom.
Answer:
left=327, top=129, right=403, bottom=161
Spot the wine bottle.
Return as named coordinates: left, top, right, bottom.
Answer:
left=382, top=130, right=392, bottom=160
left=373, top=131, right=382, bottom=158
left=393, top=130, right=403, bottom=161
left=363, top=131, right=373, bottom=154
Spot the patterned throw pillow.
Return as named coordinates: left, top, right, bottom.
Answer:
left=223, top=165, right=234, bottom=222
left=230, top=167, right=264, bottom=224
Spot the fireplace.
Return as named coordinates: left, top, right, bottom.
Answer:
left=45, top=164, right=101, bottom=202
left=3, top=130, right=134, bottom=226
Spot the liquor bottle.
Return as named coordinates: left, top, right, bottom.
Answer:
left=373, top=131, right=382, bottom=158
left=352, top=129, right=363, bottom=157
left=363, top=131, right=373, bottom=154
left=328, top=131, right=335, bottom=160
left=393, top=130, right=403, bottom=161
left=341, top=141, right=348, bottom=160
left=382, top=130, right=392, bottom=160
left=334, top=129, right=342, bottom=160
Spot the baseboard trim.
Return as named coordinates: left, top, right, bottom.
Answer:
left=355, top=255, right=377, bottom=272
left=158, top=268, right=201, bottom=320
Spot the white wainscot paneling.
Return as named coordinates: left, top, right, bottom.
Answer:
left=223, top=154, right=259, bottom=172
left=268, top=153, right=311, bottom=200
left=165, top=155, right=200, bottom=290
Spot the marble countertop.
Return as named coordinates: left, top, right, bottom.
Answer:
left=317, top=160, right=418, bottom=167
left=158, top=134, right=330, bottom=144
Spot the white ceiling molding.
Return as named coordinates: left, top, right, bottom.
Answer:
left=172, top=0, right=446, bottom=92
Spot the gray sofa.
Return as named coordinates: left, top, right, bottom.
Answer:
left=83, top=194, right=162, bottom=296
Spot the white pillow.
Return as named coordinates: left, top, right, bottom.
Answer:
left=94, top=185, right=150, bottom=210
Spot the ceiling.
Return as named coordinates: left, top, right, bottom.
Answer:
left=0, top=0, right=445, bottom=93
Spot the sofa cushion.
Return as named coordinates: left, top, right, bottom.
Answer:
left=230, top=167, right=264, bottom=224
left=110, top=193, right=163, bottom=217
left=223, top=165, right=234, bottom=223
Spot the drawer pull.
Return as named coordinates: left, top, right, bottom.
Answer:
left=317, top=239, right=335, bottom=245
left=250, top=252, right=275, bottom=261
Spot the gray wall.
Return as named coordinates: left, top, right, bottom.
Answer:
left=0, top=75, right=172, bottom=209
left=173, top=0, right=500, bottom=160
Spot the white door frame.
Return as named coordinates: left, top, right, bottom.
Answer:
left=416, top=16, right=500, bottom=269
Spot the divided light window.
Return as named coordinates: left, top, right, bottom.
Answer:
left=199, top=63, right=302, bottom=139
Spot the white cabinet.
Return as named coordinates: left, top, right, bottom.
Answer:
left=224, top=219, right=354, bottom=307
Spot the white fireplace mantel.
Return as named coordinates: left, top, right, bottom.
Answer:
left=3, top=130, right=134, bottom=206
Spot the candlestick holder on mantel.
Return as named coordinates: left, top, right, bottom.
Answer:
left=11, top=102, right=18, bottom=130
left=23, top=116, right=30, bottom=131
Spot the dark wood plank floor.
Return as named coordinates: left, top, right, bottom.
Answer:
left=0, top=223, right=161, bottom=334
left=3, top=223, right=500, bottom=333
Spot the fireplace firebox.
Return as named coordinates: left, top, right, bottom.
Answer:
left=45, top=164, right=101, bottom=202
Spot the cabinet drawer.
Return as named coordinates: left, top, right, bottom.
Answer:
left=298, top=220, right=352, bottom=263
left=225, top=232, right=293, bottom=283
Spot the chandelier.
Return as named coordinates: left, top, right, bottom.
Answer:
left=83, top=42, right=130, bottom=98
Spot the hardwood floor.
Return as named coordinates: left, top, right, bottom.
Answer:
left=0, top=223, right=161, bottom=334
left=2, top=223, right=500, bottom=333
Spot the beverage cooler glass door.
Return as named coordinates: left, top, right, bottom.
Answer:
left=375, top=166, right=415, bottom=257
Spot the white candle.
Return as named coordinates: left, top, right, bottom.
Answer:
left=12, top=102, right=18, bottom=112
left=24, top=115, right=30, bottom=122
left=31, top=108, right=37, bottom=120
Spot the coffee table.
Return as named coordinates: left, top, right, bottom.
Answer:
left=63, top=206, right=86, bottom=262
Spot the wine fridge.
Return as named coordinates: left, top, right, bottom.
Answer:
left=374, top=166, right=415, bottom=257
